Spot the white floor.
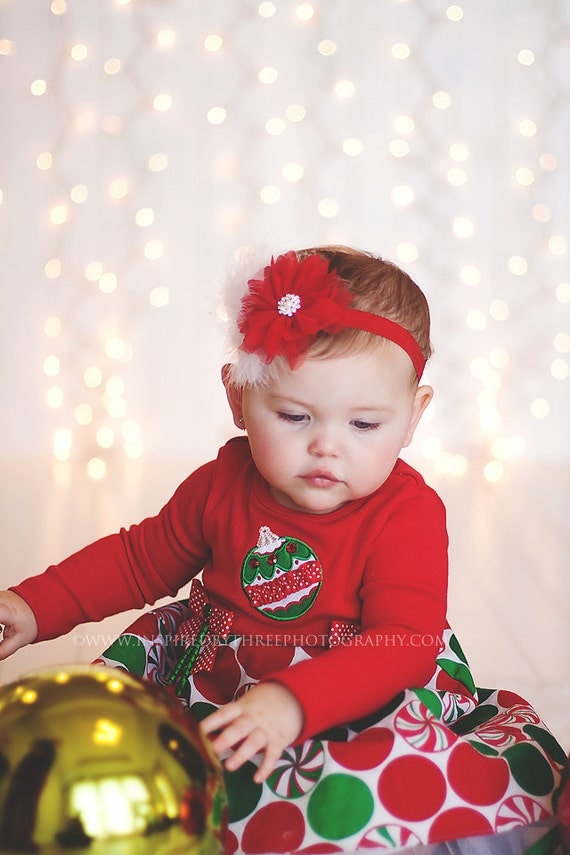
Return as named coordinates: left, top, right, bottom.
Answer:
left=1, top=455, right=568, bottom=754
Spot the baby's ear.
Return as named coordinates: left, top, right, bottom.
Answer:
left=221, top=365, right=245, bottom=429
left=402, top=384, right=433, bottom=447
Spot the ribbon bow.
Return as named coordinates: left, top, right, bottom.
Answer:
left=328, top=620, right=360, bottom=647
left=167, top=579, right=234, bottom=695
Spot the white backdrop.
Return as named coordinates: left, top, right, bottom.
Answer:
left=0, top=1, right=569, bottom=743
left=1, top=0, right=568, bottom=473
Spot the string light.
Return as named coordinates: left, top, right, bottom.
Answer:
left=70, top=184, right=88, bottom=203
left=295, top=4, right=315, bottom=21
left=391, top=184, right=415, bottom=206
left=153, top=93, right=172, bottom=112
left=446, top=5, right=464, bottom=22
left=144, top=239, right=164, bottom=260
left=453, top=216, right=475, bottom=238
left=389, top=139, right=410, bottom=157
left=75, top=404, right=93, bottom=426
left=43, top=356, right=60, bottom=377
left=530, top=398, right=550, bottom=419
left=539, top=153, right=557, bottom=171
left=135, top=207, right=154, bottom=227
left=260, top=185, right=281, bottom=204
left=265, top=117, right=286, bottom=135
left=258, top=66, right=278, bottom=84
left=99, top=273, right=118, bottom=294
left=148, top=153, right=168, bottom=171
left=396, top=243, right=418, bottom=263
left=517, top=49, right=535, bottom=66
left=0, top=39, right=16, bottom=55
left=96, top=427, right=115, bottom=449
left=149, top=286, right=170, bottom=307
left=70, top=43, right=88, bottom=62
left=258, top=2, right=276, bottom=18
left=156, top=28, right=176, bottom=48
left=318, top=39, right=337, bottom=56
left=449, top=143, right=469, bottom=161
left=84, top=367, right=103, bottom=388
left=515, top=167, right=534, bottom=186
left=489, top=300, right=509, bottom=321
left=533, top=204, right=551, bottom=222
left=466, top=309, right=486, bottom=331
left=44, top=317, right=62, bottom=337
left=50, top=204, right=68, bottom=225
left=282, top=162, right=304, bottom=181
left=0, top=2, right=565, bottom=484
left=87, top=457, right=106, bottom=480
left=548, top=235, right=567, bottom=256
left=317, top=198, right=340, bottom=218
left=46, top=387, right=64, bottom=409
left=433, top=91, right=452, bottom=109
left=286, top=104, right=306, bottom=122
left=508, top=255, right=527, bottom=275
left=104, top=58, right=121, bottom=75
left=447, top=167, right=467, bottom=186
left=343, top=138, right=364, bottom=157
left=392, top=42, right=411, bottom=60
left=484, top=460, right=504, bottom=482
left=37, top=152, right=53, bottom=171
left=394, top=115, right=415, bottom=134
left=31, top=79, right=47, bottom=96
left=207, top=107, right=226, bottom=125
left=460, top=265, right=481, bottom=286
left=518, top=119, right=537, bottom=137
left=204, top=34, right=223, bottom=52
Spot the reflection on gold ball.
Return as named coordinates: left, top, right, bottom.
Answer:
left=0, top=665, right=227, bottom=854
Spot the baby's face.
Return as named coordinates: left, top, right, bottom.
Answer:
left=240, top=345, right=432, bottom=514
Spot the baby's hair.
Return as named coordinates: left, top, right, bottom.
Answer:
left=296, top=245, right=433, bottom=366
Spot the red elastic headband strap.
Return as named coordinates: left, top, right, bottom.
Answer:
left=341, top=308, right=426, bottom=379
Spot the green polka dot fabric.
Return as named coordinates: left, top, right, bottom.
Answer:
left=95, top=602, right=565, bottom=853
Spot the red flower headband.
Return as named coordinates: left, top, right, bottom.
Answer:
left=237, top=251, right=426, bottom=379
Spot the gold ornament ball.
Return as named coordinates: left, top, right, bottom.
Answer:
left=0, top=664, right=227, bottom=854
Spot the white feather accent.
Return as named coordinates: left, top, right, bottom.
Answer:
left=220, top=243, right=290, bottom=387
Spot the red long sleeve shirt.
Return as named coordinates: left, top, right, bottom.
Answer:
left=12, top=437, right=448, bottom=740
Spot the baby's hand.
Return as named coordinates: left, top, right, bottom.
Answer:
left=200, top=682, right=303, bottom=783
left=0, top=591, right=38, bottom=660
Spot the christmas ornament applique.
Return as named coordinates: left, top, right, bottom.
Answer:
left=241, top=526, right=322, bottom=620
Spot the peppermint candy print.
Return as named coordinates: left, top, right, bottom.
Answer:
left=495, top=795, right=551, bottom=832
left=394, top=700, right=456, bottom=751
left=473, top=704, right=542, bottom=749
left=358, top=824, right=421, bottom=850
left=267, top=742, right=325, bottom=798
left=440, top=690, right=477, bottom=723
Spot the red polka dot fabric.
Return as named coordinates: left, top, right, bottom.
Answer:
left=95, top=602, right=565, bottom=854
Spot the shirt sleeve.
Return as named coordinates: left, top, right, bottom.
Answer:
left=267, top=487, right=449, bottom=741
left=10, top=461, right=216, bottom=641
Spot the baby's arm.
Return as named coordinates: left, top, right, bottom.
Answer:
left=0, top=590, right=38, bottom=660
left=200, top=682, right=304, bottom=783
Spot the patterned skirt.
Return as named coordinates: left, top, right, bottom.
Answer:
left=94, top=592, right=565, bottom=855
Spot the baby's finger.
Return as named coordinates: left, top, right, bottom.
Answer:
left=253, top=742, right=283, bottom=783
left=200, top=703, right=241, bottom=735
left=0, top=632, right=23, bottom=661
left=224, top=727, right=268, bottom=772
left=208, top=713, right=258, bottom=757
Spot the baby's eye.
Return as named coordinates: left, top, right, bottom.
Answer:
left=352, top=420, right=380, bottom=431
left=278, top=412, right=308, bottom=424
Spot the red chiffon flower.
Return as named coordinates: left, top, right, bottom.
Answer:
left=238, top=251, right=352, bottom=367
